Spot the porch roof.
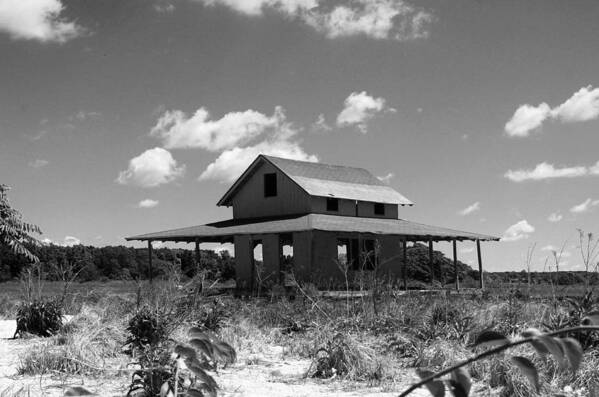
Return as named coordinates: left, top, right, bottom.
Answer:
left=125, top=213, right=500, bottom=243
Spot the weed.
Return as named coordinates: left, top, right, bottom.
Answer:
left=15, top=299, right=62, bottom=337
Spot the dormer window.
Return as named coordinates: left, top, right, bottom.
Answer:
left=374, top=202, right=385, bottom=215
left=264, top=173, right=277, bottom=197
left=326, top=198, right=339, bottom=212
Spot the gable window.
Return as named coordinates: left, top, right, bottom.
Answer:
left=264, top=173, right=277, bottom=197
left=374, top=202, right=385, bottom=215
left=326, top=198, right=339, bottom=212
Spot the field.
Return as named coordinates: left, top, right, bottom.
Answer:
left=1, top=279, right=599, bottom=397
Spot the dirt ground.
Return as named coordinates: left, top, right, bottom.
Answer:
left=0, top=320, right=429, bottom=397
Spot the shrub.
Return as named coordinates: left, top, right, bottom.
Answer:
left=15, top=299, right=62, bottom=337
left=126, top=309, right=168, bottom=350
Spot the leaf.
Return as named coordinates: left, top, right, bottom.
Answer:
left=186, top=390, right=204, bottom=397
left=189, top=363, right=219, bottom=391
left=175, top=344, right=197, bottom=360
left=450, top=367, right=471, bottom=397
left=188, top=327, right=211, bottom=341
left=511, top=356, right=539, bottom=392
left=521, top=328, right=549, bottom=355
left=190, top=338, right=215, bottom=361
left=561, top=337, right=583, bottom=372
left=212, top=341, right=237, bottom=364
left=417, top=368, right=446, bottom=397
left=160, top=382, right=173, bottom=397
left=582, top=311, right=599, bottom=326
left=64, top=387, right=96, bottom=396
left=473, top=330, right=510, bottom=349
left=537, top=335, right=566, bottom=368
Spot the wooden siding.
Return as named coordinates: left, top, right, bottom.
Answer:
left=231, top=161, right=311, bottom=219
left=310, top=196, right=356, bottom=216
left=356, top=201, right=398, bottom=219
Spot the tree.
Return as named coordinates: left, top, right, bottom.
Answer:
left=0, top=184, right=41, bottom=263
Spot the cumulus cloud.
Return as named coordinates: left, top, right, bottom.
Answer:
left=459, top=247, right=474, bottom=254
left=590, top=161, right=599, bottom=175
left=0, top=0, right=83, bottom=43
left=458, top=201, right=480, bottom=216
left=117, top=147, right=185, bottom=187
left=501, top=220, right=535, bottom=242
left=138, top=199, right=159, bottom=208
left=197, top=0, right=433, bottom=41
left=151, top=106, right=283, bottom=151
left=377, top=172, right=394, bottom=184
left=505, top=86, right=599, bottom=137
left=311, top=114, right=332, bottom=133
left=504, top=162, right=588, bottom=182
left=504, top=103, right=551, bottom=137
left=547, top=212, right=563, bottom=223
left=199, top=138, right=317, bottom=183
left=336, top=91, right=390, bottom=133
left=541, top=245, right=556, bottom=252
left=28, top=159, right=49, bottom=168
left=570, top=198, right=599, bottom=214
left=43, top=236, right=82, bottom=246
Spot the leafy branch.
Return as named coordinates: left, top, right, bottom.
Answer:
left=399, top=312, right=599, bottom=397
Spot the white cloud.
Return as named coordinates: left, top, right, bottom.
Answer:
left=541, top=245, right=556, bottom=252
left=43, top=236, right=82, bottom=247
left=69, top=110, right=102, bottom=122
left=0, top=0, right=83, bottom=43
left=505, top=86, right=599, bottom=137
left=198, top=0, right=433, bottom=41
left=547, top=212, right=563, bottom=223
left=501, top=220, right=535, bottom=242
left=199, top=138, right=317, bottom=183
left=336, top=91, right=389, bottom=133
left=590, top=161, right=599, bottom=175
left=151, top=106, right=283, bottom=151
left=504, top=103, right=550, bottom=137
left=458, top=201, right=480, bottom=216
left=138, top=199, right=159, bottom=208
left=459, top=247, right=474, bottom=254
left=28, top=159, right=49, bottom=168
left=63, top=236, right=81, bottom=247
left=551, top=86, right=599, bottom=123
left=117, top=147, right=185, bottom=187
left=504, top=162, right=588, bottom=182
left=377, top=172, right=394, bottom=184
left=311, top=114, right=332, bottom=133
left=569, top=198, right=599, bottom=214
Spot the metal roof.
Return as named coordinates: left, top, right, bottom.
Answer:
left=217, top=155, right=413, bottom=206
left=126, top=213, right=499, bottom=243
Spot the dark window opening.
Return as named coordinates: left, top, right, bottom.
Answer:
left=374, top=203, right=385, bottom=215
left=264, top=173, right=277, bottom=197
left=326, top=198, right=339, bottom=212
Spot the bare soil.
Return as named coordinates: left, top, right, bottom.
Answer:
left=0, top=320, right=428, bottom=397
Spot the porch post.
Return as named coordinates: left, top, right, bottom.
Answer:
left=476, top=239, right=484, bottom=289
left=194, top=238, right=201, bottom=274
left=453, top=239, right=459, bottom=292
left=148, top=240, right=153, bottom=285
left=428, top=238, right=434, bottom=284
left=402, top=237, right=408, bottom=291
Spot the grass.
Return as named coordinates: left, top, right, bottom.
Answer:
left=3, top=280, right=599, bottom=396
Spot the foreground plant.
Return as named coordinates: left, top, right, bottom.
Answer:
left=127, top=326, right=236, bottom=397
left=400, top=312, right=599, bottom=397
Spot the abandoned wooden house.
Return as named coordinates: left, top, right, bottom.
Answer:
left=126, top=155, right=499, bottom=290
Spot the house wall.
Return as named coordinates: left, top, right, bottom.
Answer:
left=231, top=161, right=311, bottom=219
left=310, top=196, right=356, bottom=216
left=310, top=197, right=399, bottom=219
left=356, top=201, right=398, bottom=219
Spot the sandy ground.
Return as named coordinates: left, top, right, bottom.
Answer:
left=0, top=319, right=430, bottom=397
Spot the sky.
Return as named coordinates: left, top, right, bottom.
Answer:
left=1, top=0, right=598, bottom=272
